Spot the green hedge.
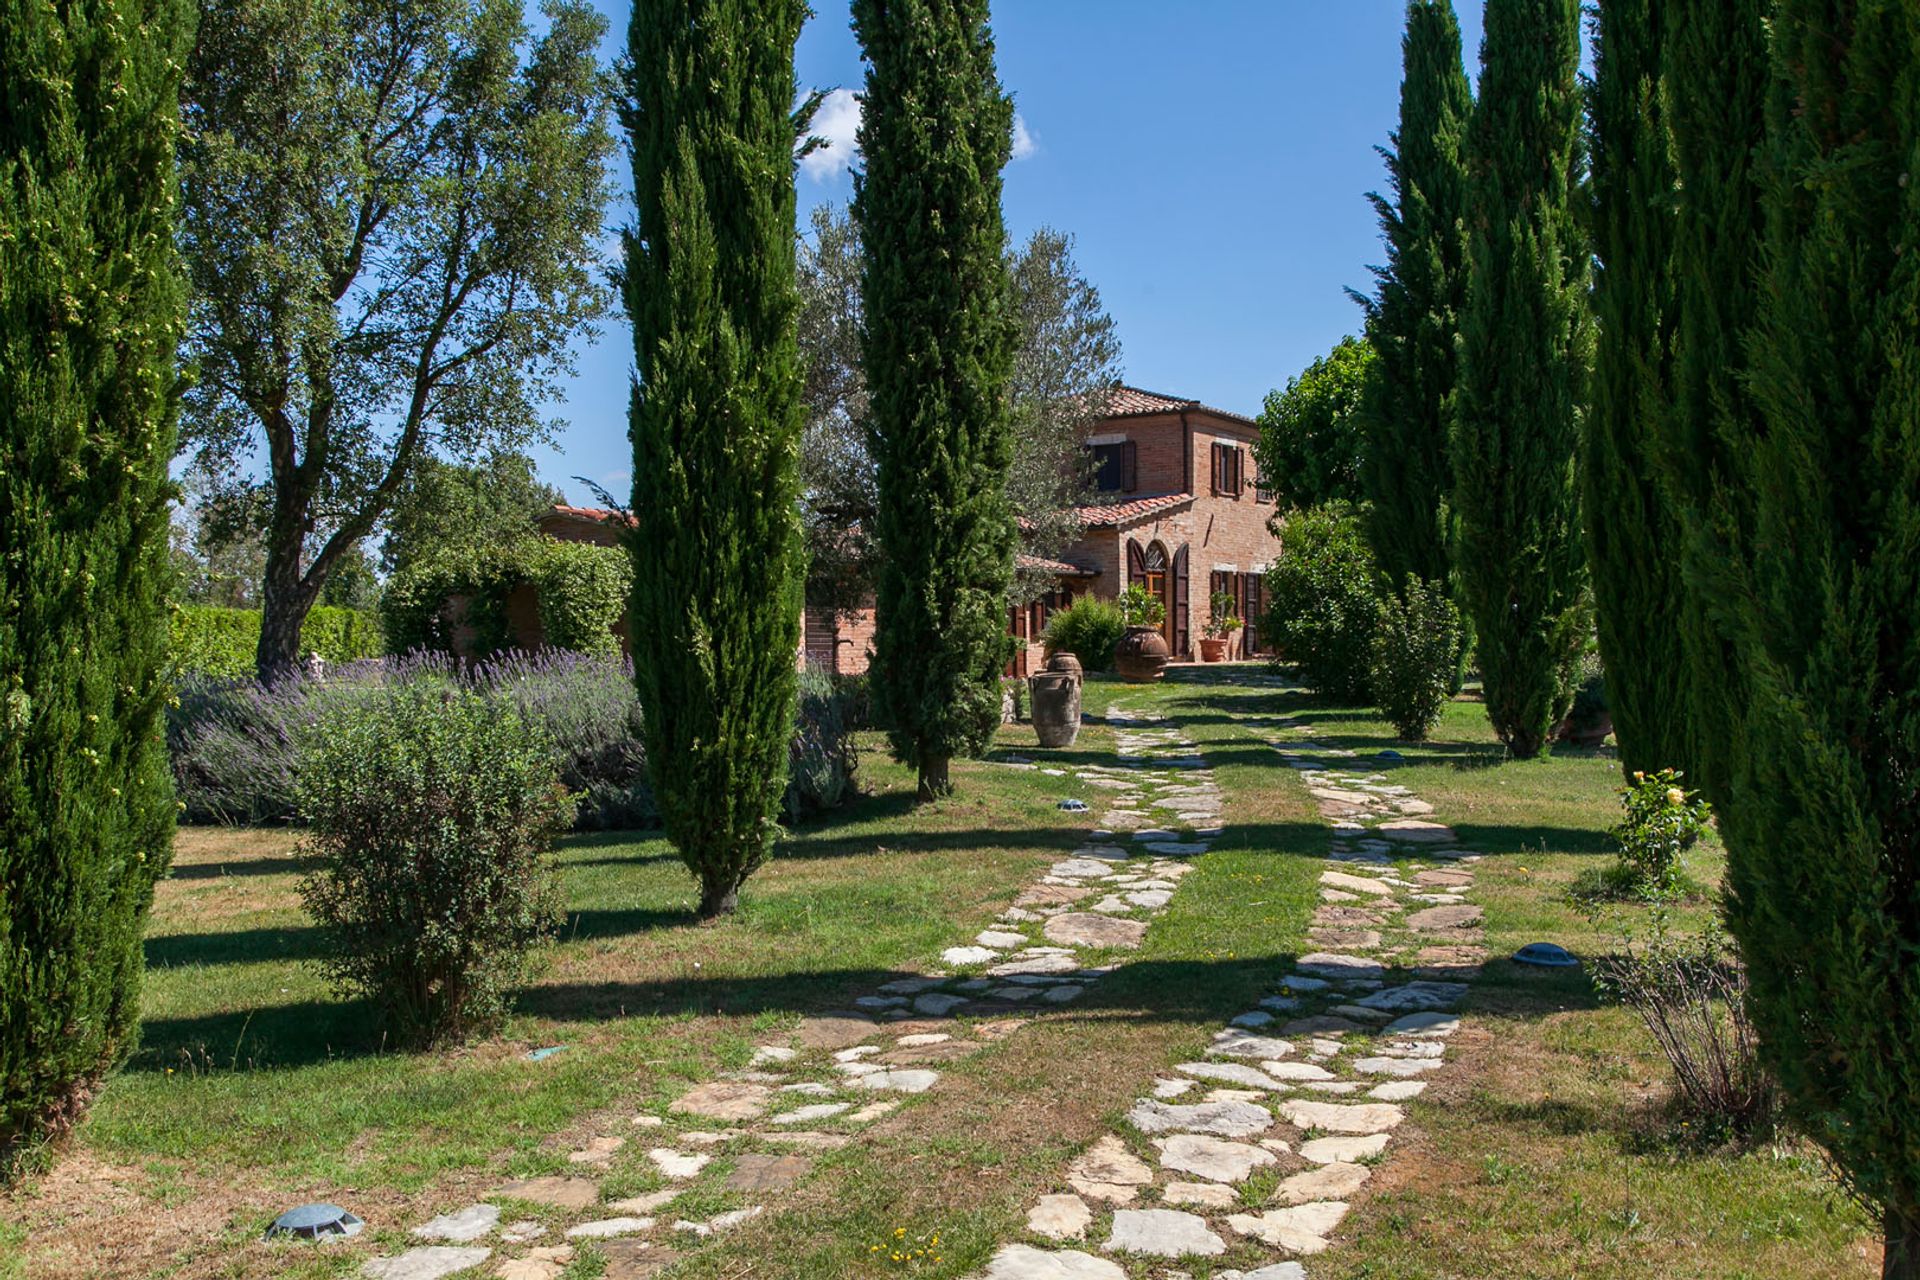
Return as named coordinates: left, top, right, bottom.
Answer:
left=171, top=606, right=384, bottom=678
left=380, top=540, right=630, bottom=657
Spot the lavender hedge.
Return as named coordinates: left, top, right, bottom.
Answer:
left=168, top=650, right=859, bottom=828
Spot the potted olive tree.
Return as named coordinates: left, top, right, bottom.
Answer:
left=1200, top=591, right=1242, bottom=662
left=1114, top=584, right=1170, bottom=682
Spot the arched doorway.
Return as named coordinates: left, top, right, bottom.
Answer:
left=1142, top=541, right=1173, bottom=648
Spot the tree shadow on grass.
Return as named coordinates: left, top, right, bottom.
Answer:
left=168, top=853, right=321, bottom=880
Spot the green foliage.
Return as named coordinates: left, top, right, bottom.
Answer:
left=381, top=454, right=561, bottom=578
left=297, top=681, right=572, bottom=1046
left=1661, top=0, right=1770, bottom=810
left=378, top=540, right=629, bottom=658
left=795, top=208, right=1122, bottom=614
left=1369, top=578, right=1463, bottom=740
left=1700, top=0, right=1920, bottom=1253
left=170, top=606, right=383, bottom=678
left=318, top=546, right=380, bottom=611
left=1255, top=335, right=1373, bottom=511
left=624, top=0, right=811, bottom=915
left=854, top=0, right=1019, bottom=800
left=0, top=0, right=190, bottom=1166
left=1450, top=0, right=1593, bottom=758
left=1358, top=0, right=1473, bottom=592
left=788, top=671, right=862, bottom=820
left=1118, top=583, right=1166, bottom=631
left=533, top=542, right=628, bottom=657
left=1041, top=597, right=1126, bottom=672
left=1585, top=0, right=1688, bottom=781
left=1607, top=768, right=1712, bottom=899
left=1264, top=507, right=1385, bottom=701
left=1205, top=592, right=1243, bottom=640
left=177, top=0, right=616, bottom=677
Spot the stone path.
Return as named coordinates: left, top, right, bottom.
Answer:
left=976, top=700, right=1485, bottom=1279
left=352, top=706, right=1228, bottom=1280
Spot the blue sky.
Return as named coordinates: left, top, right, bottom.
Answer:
left=540, top=2, right=1492, bottom=505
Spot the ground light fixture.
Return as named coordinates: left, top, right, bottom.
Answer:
left=1513, top=941, right=1579, bottom=968
left=264, top=1203, right=364, bottom=1240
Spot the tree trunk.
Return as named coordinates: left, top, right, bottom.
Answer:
left=697, top=881, right=740, bottom=919
left=1889, top=1206, right=1920, bottom=1280
left=256, top=539, right=321, bottom=683
left=917, top=755, right=951, bottom=801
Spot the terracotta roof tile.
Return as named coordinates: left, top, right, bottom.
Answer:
left=1017, top=552, right=1099, bottom=577
left=1101, top=384, right=1259, bottom=428
left=1074, top=492, right=1195, bottom=527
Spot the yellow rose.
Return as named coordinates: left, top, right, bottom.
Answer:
left=1666, top=787, right=1685, bottom=806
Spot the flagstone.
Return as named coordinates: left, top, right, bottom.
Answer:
left=1155, top=1133, right=1278, bottom=1182
left=1298, top=1132, right=1393, bottom=1164
left=411, top=1204, right=499, bottom=1243
left=489, top=1177, right=599, bottom=1210
left=978, top=1244, right=1128, bottom=1279
left=671, top=1081, right=768, bottom=1122
left=1273, top=1162, right=1370, bottom=1204
left=361, top=1246, right=492, bottom=1280
left=1279, top=1100, right=1405, bottom=1134
left=1044, top=913, right=1149, bottom=949
left=1105, top=1208, right=1226, bottom=1257
left=1127, top=1098, right=1273, bottom=1138
left=1225, top=1201, right=1350, bottom=1252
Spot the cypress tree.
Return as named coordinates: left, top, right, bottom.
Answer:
left=622, top=0, right=811, bottom=917
left=1583, top=0, right=1687, bottom=778
left=1450, top=0, right=1592, bottom=759
left=852, top=0, right=1018, bottom=801
left=1661, top=0, right=1770, bottom=809
left=1358, top=0, right=1473, bottom=595
left=1, top=0, right=188, bottom=1162
left=1706, top=4, right=1920, bottom=1274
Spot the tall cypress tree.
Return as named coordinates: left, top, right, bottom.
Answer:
left=1583, top=0, right=1687, bottom=778
left=1450, top=0, right=1592, bottom=759
left=1359, top=0, right=1473, bottom=595
left=1662, top=0, right=1770, bottom=809
left=623, top=0, right=810, bottom=917
left=1706, top=4, right=1920, bottom=1274
left=1, top=0, right=188, bottom=1161
left=853, top=0, right=1017, bottom=801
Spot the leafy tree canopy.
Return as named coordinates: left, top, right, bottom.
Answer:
left=176, top=0, right=616, bottom=678
left=1255, top=335, right=1374, bottom=511
left=380, top=452, right=562, bottom=578
left=796, top=206, right=1120, bottom=612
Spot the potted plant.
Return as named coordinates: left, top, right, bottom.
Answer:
left=1200, top=591, right=1242, bottom=662
left=1113, top=584, right=1170, bottom=682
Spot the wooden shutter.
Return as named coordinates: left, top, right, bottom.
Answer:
left=1172, top=544, right=1190, bottom=655
left=1127, top=538, right=1146, bottom=582
left=1243, top=573, right=1262, bottom=654
left=1209, top=443, right=1221, bottom=495
left=1122, top=440, right=1138, bottom=492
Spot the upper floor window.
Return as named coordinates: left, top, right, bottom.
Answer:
left=1210, top=441, right=1246, bottom=497
left=1089, top=439, right=1138, bottom=493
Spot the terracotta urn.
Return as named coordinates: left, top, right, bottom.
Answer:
left=1114, top=626, right=1171, bottom=683
left=1198, top=637, right=1229, bottom=663
left=1028, top=670, right=1082, bottom=747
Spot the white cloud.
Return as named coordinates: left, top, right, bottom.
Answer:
left=1011, top=113, right=1038, bottom=161
left=800, top=88, right=861, bottom=181
left=796, top=91, right=1036, bottom=180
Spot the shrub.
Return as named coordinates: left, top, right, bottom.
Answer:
left=297, top=680, right=573, bottom=1046
left=788, top=671, right=861, bottom=819
left=1264, top=505, right=1384, bottom=700
left=170, top=605, right=383, bottom=678
left=1608, top=768, right=1713, bottom=899
left=1205, top=591, right=1242, bottom=640
left=828, top=671, right=875, bottom=730
left=1117, top=583, right=1166, bottom=630
left=477, top=650, right=654, bottom=830
left=1369, top=579, right=1463, bottom=739
left=168, top=664, right=388, bottom=824
left=1042, top=596, right=1126, bottom=671
left=1594, top=915, right=1776, bottom=1139
left=1557, top=648, right=1609, bottom=742
left=378, top=541, right=630, bottom=658
left=531, top=542, right=629, bottom=655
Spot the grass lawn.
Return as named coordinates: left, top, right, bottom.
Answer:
left=0, top=668, right=1875, bottom=1279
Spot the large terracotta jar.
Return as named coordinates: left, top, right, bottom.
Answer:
left=1115, top=626, right=1171, bottom=683
left=1028, top=670, right=1082, bottom=747
left=1198, top=637, right=1229, bottom=663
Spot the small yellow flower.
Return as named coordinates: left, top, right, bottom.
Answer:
left=1665, top=787, right=1685, bottom=806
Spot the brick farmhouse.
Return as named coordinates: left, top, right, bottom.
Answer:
left=537, top=386, right=1280, bottom=671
